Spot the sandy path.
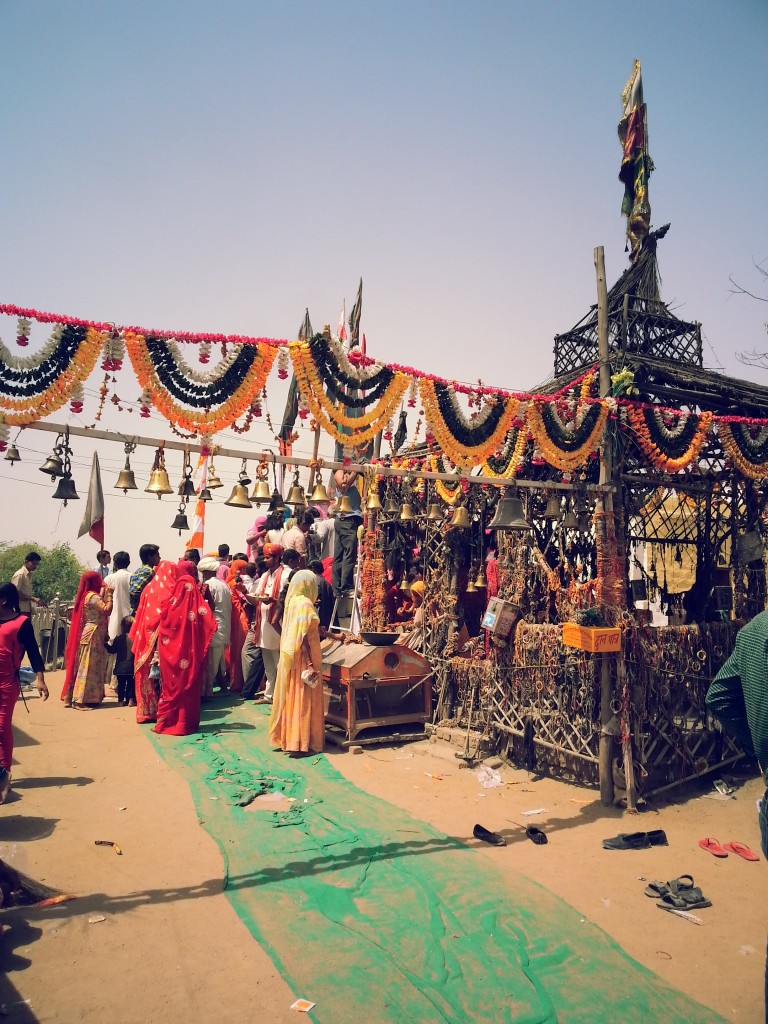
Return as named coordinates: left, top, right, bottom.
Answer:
left=2, top=675, right=766, bottom=1022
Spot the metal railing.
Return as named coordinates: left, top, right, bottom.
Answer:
left=30, top=597, right=72, bottom=671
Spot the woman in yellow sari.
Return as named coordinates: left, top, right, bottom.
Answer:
left=268, top=569, right=324, bottom=757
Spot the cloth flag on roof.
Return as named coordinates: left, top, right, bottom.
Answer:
left=278, top=309, right=313, bottom=458
left=618, top=60, right=653, bottom=258
left=187, top=453, right=207, bottom=554
left=348, top=278, right=363, bottom=350
left=337, top=301, right=347, bottom=344
left=78, top=451, right=105, bottom=547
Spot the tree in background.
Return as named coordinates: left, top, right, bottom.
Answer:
left=0, top=542, right=86, bottom=603
left=733, top=258, right=768, bottom=369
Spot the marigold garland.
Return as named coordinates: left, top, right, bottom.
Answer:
left=718, top=421, right=768, bottom=479
left=125, top=332, right=276, bottom=434
left=0, top=326, right=104, bottom=425
left=625, top=405, right=712, bottom=473
left=481, top=425, right=529, bottom=478
left=420, top=379, right=520, bottom=469
left=426, top=454, right=463, bottom=505
left=527, top=399, right=609, bottom=471
left=289, top=341, right=408, bottom=447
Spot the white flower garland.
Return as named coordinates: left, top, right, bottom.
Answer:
left=328, top=334, right=386, bottom=384
left=0, top=323, right=64, bottom=370
left=165, top=337, right=240, bottom=384
left=652, top=407, right=690, bottom=441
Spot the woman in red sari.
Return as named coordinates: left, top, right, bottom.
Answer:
left=61, top=572, right=112, bottom=708
left=154, top=571, right=216, bottom=735
left=226, top=558, right=249, bottom=693
left=129, top=560, right=178, bottom=724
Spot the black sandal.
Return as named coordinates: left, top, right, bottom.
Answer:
left=473, top=823, right=506, bottom=847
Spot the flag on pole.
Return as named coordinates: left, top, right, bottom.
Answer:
left=278, top=309, right=313, bottom=458
left=618, top=60, right=653, bottom=258
left=337, top=301, right=347, bottom=344
left=78, top=452, right=105, bottom=548
left=348, top=278, right=363, bottom=350
left=188, top=453, right=207, bottom=554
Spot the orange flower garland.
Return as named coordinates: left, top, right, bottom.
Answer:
left=125, top=332, right=276, bottom=434
left=0, top=326, right=105, bottom=425
left=289, top=341, right=408, bottom=447
left=481, top=424, right=529, bottom=478
left=527, top=399, right=609, bottom=471
left=718, top=422, right=768, bottom=480
left=420, top=379, right=520, bottom=470
left=625, top=405, right=712, bottom=473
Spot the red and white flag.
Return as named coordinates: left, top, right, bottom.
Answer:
left=78, top=451, right=105, bottom=548
left=337, top=301, right=347, bottom=343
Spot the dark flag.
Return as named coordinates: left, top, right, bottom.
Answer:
left=278, top=309, right=312, bottom=455
left=618, top=60, right=653, bottom=259
left=348, top=278, right=363, bottom=350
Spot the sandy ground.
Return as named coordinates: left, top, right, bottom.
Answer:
left=1, top=672, right=766, bottom=1023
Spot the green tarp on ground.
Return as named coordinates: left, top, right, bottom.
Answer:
left=148, top=703, right=722, bottom=1024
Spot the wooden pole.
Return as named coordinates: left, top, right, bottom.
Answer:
left=595, top=245, right=615, bottom=807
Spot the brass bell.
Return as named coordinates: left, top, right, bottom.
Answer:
left=488, top=490, right=530, bottom=531
left=171, top=505, right=190, bottom=533
left=309, top=479, right=330, bottom=503
left=145, top=468, right=173, bottom=499
left=465, top=578, right=478, bottom=594
left=544, top=494, right=561, bottom=519
left=399, top=503, right=415, bottom=523
left=4, top=444, right=20, bottom=465
left=337, top=494, right=355, bottom=515
left=40, top=452, right=64, bottom=478
left=199, top=487, right=213, bottom=502
left=115, top=458, right=137, bottom=494
left=474, top=565, right=487, bottom=588
left=366, top=489, right=383, bottom=511
left=52, top=473, right=79, bottom=504
left=225, top=482, right=252, bottom=508
left=250, top=478, right=272, bottom=503
left=268, top=488, right=284, bottom=511
left=384, top=496, right=399, bottom=514
left=449, top=505, right=470, bottom=529
left=427, top=503, right=443, bottom=521
left=564, top=509, right=579, bottom=530
left=207, top=462, right=223, bottom=489
left=286, top=483, right=306, bottom=506
left=399, top=577, right=411, bottom=592
left=577, top=511, right=592, bottom=533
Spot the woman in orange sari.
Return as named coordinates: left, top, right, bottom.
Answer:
left=154, top=572, right=216, bottom=735
left=129, top=560, right=178, bottom=724
left=61, top=572, right=112, bottom=708
left=268, top=570, right=324, bottom=757
left=226, top=559, right=249, bottom=693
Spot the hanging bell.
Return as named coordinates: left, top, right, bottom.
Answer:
left=4, top=444, right=20, bottom=465
left=286, top=482, right=306, bottom=506
left=40, top=451, right=64, bottom=478
left=564, top=509, right=579, bottom=530
left=199, top=487, right=213, bottom=502
left=465, top=578, right=478, bottom=594
left=225, top=482, right=252, bottom=508
left=250, top=478, right=272, bottom=503
left=207, top=463, right=224, bottom=489
left=145, top=468, right=173, bottom=498
left=544, top=494, right=561, bottom=519
left=268, top=488, right=284, bottom=511
left=178, top=475, right=196, bottom=498
left=427, top=503, right=443, bottom=521
left=449, top=505, right=470, bottom=529
left=52, top=473, right=79, bottom=504
left=488, top=489, right=530, bottom=531
left=474, top=566, right=487, bottom=589
left=383, top=496, right=399, bottom=514
left=337, top=494, right=355, bottom=515
left=399, top=577, right=411, bottom=592
left=399, top=503, right=415, bottom=523
left=366, top=489, right=383, bottom=511
left=171, top=505, right=190, bottom=533
left=309, top=479, right=330, bottom=503
left=115, top=458, right=137, bottom=494
left=577, top=511, right=592, bottom=533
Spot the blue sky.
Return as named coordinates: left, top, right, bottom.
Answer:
left=1, top=1, right=767, bottom=562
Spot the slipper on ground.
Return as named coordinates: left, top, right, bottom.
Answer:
left=525, top=826, right=548, bottom=845
left=473, top=823, right=506, bottom=847
left=722, top=841, right=759, bottom=862
left=698, top=837, right=728, bottom=857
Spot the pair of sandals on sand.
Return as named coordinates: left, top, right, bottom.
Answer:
left=698, top=838, right=759, bottom=860
left=644, top=874, right=711, bottom=912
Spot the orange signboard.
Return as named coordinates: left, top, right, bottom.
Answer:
left=562, top=623, right=622, bottom=653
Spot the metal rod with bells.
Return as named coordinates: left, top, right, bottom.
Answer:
left=145, top=445, right=173, bottom=499
left=115, top=441, right=138, bottom=493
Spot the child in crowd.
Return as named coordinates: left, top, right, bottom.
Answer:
left=106, top=615, right=136, bottom=706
